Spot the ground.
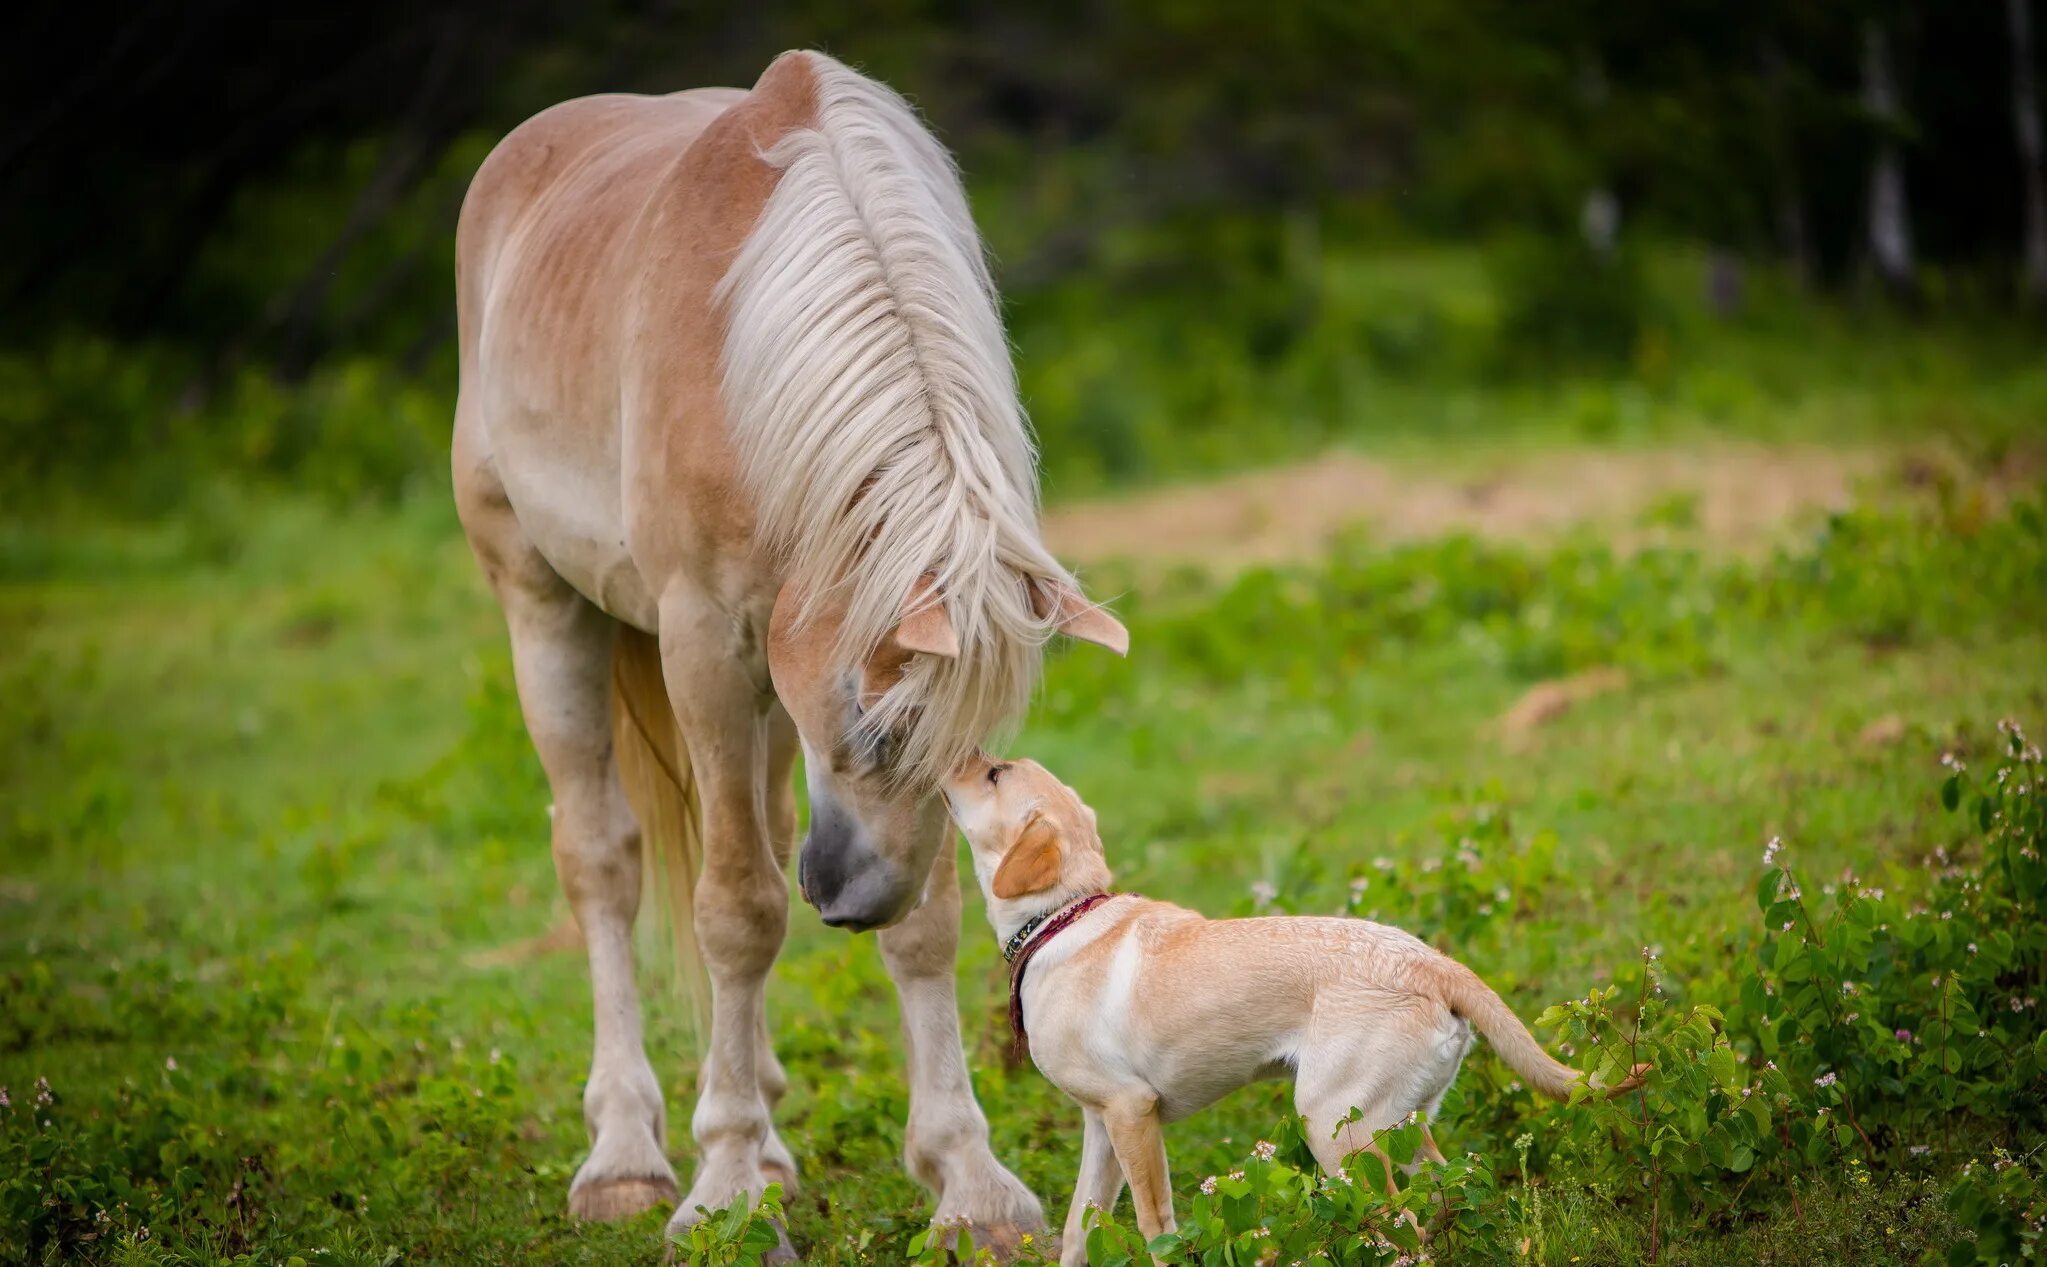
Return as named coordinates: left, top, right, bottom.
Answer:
left=1, top=423, right=2042, bottom=1264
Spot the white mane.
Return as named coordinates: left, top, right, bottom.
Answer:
left=715, top=52, right=1074, bottom=784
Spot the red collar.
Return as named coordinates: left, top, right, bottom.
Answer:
left=1008, top=893, right=1117, bottom=1066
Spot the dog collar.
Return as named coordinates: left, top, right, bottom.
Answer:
left=1007, top=892, right=1117, bottom=1066
left=1002, top=906, right=1055, bottom=963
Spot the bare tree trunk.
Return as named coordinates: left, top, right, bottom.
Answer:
left=2011, top=0, right=2047, bottom=304
left=1577, top=56, right=1619, bottom=264
left=1705, top=248, right=1745, bottom=317
left=1862, top=21, right=1917, bottom=298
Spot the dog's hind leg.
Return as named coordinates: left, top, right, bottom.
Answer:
left=1059, top=1108, right=1126, bottom=1267
left=1296, top=1042, right=1420, bottom=1192
left=1419, top=1125, right=1448, bottom=1165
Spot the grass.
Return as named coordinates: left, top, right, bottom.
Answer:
left=4, top=448, right=2043, bottom=1263
left=3, top=243, right=2046, bottom=1262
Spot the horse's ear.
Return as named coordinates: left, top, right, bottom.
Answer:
left=1031, top=579, right=1130, bottom=656
left=991, top=814, right=1065, bottom=899
left=896, top=573, right=960, bottom=658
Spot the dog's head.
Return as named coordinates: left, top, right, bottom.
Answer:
left=943, top=754, right=1111, bottom=906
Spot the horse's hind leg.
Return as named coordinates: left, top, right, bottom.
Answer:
left=456, top=430, right=677, bottom=1220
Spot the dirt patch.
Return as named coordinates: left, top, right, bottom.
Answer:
left=467, top=916, right=580, bottom=968
left=1495, top=668, right=1630, bottom=747
left=1045, top=443, right=1889, bottom=572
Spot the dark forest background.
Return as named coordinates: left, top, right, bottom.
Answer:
left=4, top=0, right=2045, bottom=506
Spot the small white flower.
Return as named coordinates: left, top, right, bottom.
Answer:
left=1200, top=1175, right=1218, bottom=1195
left=1252, top=1139, right=1277, bottom=1161
left=1250, top=880, right=1278, bottom=906
left=1815, top=1072, right=1837, bottom=1088
left=164, top=1057, right=177, bottom=1071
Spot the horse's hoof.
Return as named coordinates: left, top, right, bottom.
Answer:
left=760, top=1157, right=799, bottom=1193
left=568, top=1174, right=679, bottom=1221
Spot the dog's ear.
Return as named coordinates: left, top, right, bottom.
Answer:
left=991, top=814, right=1064, bottom=899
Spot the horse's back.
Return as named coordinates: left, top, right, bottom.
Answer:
left=455, top=87, right=750, bottom=628
left=456, top=88, right=745, bottom=355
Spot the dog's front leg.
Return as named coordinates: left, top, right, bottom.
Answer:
left=1061, top=1107, right=1127, bottom=1265
left=1102, top=1092, right=1175, bottom=1241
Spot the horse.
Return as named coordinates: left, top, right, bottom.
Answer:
left=450, top=49, right=1128, bottom=1253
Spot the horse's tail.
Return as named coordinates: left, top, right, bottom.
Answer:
left=610, top=625, right=711, bottom=1049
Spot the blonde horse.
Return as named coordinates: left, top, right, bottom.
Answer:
left=451, top=50, right=1126, bottom=1252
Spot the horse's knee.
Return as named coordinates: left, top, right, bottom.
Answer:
left=694, top=872, right=787, bottom=975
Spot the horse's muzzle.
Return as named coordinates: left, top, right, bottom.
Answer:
left=797, top=797, right=915, bottom=932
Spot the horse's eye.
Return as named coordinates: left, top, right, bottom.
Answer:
left=987, top=763, right=1009, bottom=785
left=867, top=728, right=897, bottom=769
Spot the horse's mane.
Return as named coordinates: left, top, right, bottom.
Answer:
left=715, top=51, right=1072, bottom=785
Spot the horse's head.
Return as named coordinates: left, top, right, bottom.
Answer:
left=768, top=574, right=1126, bottom=931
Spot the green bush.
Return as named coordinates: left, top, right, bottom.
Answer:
left=1490, top=233, right=1652, bottom=374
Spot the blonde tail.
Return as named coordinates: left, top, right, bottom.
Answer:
left=610, top=626, right=711, bottom=1051
left=1442, top=964, right=1647, bottom=1101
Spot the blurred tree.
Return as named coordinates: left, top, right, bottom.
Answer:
left=2012, top=0, right=2047, bottom=303
left=1861, top=17, right=1917, bottom=297
left=2, top=0, right=2038, bottom=399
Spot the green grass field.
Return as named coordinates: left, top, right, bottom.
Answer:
left=5, top=274, right=2047, bottom=1264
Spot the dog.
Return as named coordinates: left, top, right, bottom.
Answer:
left=942, top=755, right=1645, bottom=1259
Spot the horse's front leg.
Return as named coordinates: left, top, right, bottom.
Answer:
left=879, top=845, right=1048, bottom=1256
left=657, top=603, right=792, bottom=1247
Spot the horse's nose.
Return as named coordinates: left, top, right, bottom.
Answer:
left=805, top=847, right=912, bottom=931
left=798, top=801, right=914, bottom=931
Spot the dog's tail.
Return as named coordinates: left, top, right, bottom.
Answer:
left=1439, top=962, right=1646, bottom=1101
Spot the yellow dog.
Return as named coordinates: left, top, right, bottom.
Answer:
left=943, top=755, right=1644, bottom=1260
